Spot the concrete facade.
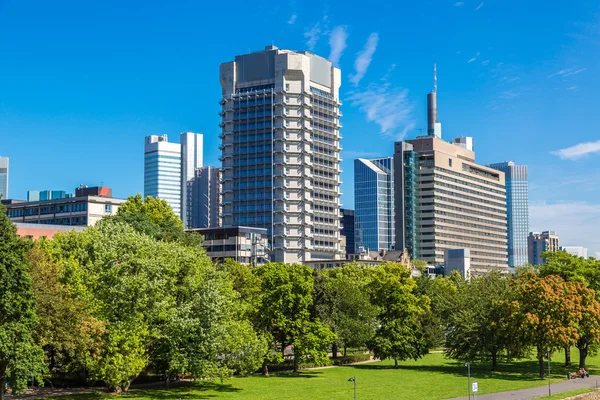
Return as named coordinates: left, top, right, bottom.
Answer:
left=187, top=166, right=221, bottom=229
left=444, top=248, right=471, bottom=279
left=144, top=135, right=182, bottom=215
left=0, top=156, right=8, bottom=200
left=220, top=45, right=343, bottom=264
left=189, top=226, right=269, bottom=265
left=528, top=231, right=559, bottom=265
left=561, top=245, right=588, bottom=259
left=180, top=132, right=203, bottom=227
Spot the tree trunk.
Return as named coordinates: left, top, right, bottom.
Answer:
left=293, top=355, right=299, bottom=373
left=0, top=363, right=6, bottom=400
left=344, top=346, right=347, bottom=357
left=491, top=352, right=498, bottom=371
left=262, top=359, right=269, bottom=376
left=394, top=358, right=398, bottom=368
left=332, top=343, right=338, bottom=359
left=565, top=347, right=571, bottom=367
left=123, top=379, right=132, bottom=393
left=579, top=345, right=588, bottom=369
left=538, top=355, right=545, bottom=379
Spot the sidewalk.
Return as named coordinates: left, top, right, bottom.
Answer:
left=448, top=376, right=600, bottom=400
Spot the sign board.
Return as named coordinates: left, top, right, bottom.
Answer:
left=472, top=381, right=478, bottom=393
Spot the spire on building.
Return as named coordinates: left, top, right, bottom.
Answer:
left=427, top=64, right=442, bottom=139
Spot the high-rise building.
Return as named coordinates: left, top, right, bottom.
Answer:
left=220, top=45, right=343, bottom=263
left=394, top=137, right=508, bottom=274
left=144, top=135, right=182, bottom=216
left=561, top=246, right=588, bottom=259
left=354, top=158, right=394, bottom=253
left=489, top=161, right=529, bottom=269
left=0, top=156, right=8, bottom=200
left=180, top=132, right=203, bottom=227
left=528, top=231, right=559, bottom=265
left=187, top=166, right=221, bottom=229
left=340, top=208, right=355, bottom=258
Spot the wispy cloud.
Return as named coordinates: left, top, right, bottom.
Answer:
left=475, top=2, right=484, bottom=10
left=506, top=77, right=520, bottom=83
left=499, top=89, right=520, bottom=99
left=454, top=1, right=465, bottom=6
left=567, top=85, right=577, bottom=90
left=551, top=140, right=600, bottom=160
left=481, top=60, right=489, bottom=66
left=530, top=201, right=600, bottom=256
left=548, top=67, right=587, bottom=78
left=328, top=26, right=348, bottom=66
left=304, top=15, right=328, bottom=50
left=467, top=57, right=476, bottom=63
left=349, top=33, right=379, bottom=86
left=347, top=82, right=415, bottom=140
left=288, top=14, right=297, bottom=24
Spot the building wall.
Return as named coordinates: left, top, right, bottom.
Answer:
left=220, top=46, right=343, bottom=264
left=528, top=231, right=559, bottom=265
left=144, top=135, right=182, bottom=216
left=561, top=246, right=588, bottom=259
left=190, top=226, right=269, bottom=265
left=395, top=136, right=508, bottom=274
left=187, top=166, right=221, bottom=228
left=354, top=158, right=394, bottom=253
left=0, top=157, right=8, bottom=200
left=340, top=208, right=355, bottom=258
left=180, top=132, right=203, bottom=227
left=490, top=161, right=529, bottom=269
left=444, top=248, right=471, bottom=279
left=15, top=223, right=85, bottom=239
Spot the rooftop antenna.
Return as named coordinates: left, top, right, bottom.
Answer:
left=433, top=63, right=437, bottom=93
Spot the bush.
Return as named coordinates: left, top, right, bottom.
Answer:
left=332, top=353, right=372, bottom=365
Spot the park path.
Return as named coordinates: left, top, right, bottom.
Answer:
left=448, top=375, right=600, bottom=400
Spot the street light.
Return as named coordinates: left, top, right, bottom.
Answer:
left=348, top=376, right=356, bottom=400
left=465, top=362, right=471, bottom=400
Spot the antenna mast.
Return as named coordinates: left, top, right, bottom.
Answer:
left=433, top=63, right=437, bottom=93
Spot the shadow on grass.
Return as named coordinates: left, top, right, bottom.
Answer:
left=128, top=382, right=242, bottom=399
left=264, top=371, right=324, bottom=379
left=350, top=359, right=572, bottom=382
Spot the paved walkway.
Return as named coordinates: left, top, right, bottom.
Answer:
left=448, top=376, right=600, bottom=400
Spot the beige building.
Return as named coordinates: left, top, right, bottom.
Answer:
left=188, top=226, right=269, bottom=265
left=528, top=231, right=559, bottom=265
left=394, top=136, right=508, bottom=274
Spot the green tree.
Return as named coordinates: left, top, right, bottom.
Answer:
left=0, top=206, right=45, bottom=399
left=444, top=273, right=513, bottom=370
left=313, top=266, right=377, bottom=357
left=507, top=273, right=582, bottom=378
left=367, top=263, right=430, bottom=367
left=254, top=263, right=336, bottom=373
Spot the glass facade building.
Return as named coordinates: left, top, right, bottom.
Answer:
left=144, top=135, right=182, bottom=216
left=187, top=166, right=221, bottom=229
left=490, top=161, right=529, bottom=268
left=0, top=157, right=8, bottom=200
left=354, top=158, right=394, bottom=252
left=340, top=208, right=355, bottom=258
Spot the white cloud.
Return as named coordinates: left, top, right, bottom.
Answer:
left=506, top=77, right=520, bottom=83
left=481, top=60, right=489, bottom=66
left=551, top=140, right=600, bottom=160
left=530, top=201, right=600, bottom=257
left=567, top=85, right=577, bottom=90
left=454, top=1, right=465, bottom=6
left=328, top=26, right=348, bottom=66
left=467, top=57, right=476, bottom=63
left=475, top=2, right=484, bottom=10
left=349, top=33, right=379, bottom=86
left=288, top=14, right=297, bottom=24
left=500, top=89, right=520, bottom=99
left=347, top=82, right=415, bottom=140
left=304, top=16, right=328, bottom=50
left=548, top=67, right=587, bottom=78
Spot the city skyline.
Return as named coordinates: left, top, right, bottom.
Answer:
left=1, top=0, right=599, bottom=255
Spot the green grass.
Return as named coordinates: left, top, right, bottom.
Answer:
left=55, top=350, right=600, bottom=400
left=539, top=387, right=596, bottom=399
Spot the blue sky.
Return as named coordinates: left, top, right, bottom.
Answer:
left=1, top=0, right=599, bottom=255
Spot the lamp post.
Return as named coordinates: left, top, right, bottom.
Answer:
left=465, top=362, right=471, bottom=400
left=348, top=376, right=356, bottom=400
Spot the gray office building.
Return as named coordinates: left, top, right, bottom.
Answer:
left=220, top=45, right=344, bottom=264
left=0, top=157, right=8, bottom=200
left=490, top=161, right=529, bottom=269
left=187, top=166, right=221, bottom=229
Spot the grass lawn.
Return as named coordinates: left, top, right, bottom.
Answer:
left=539, top=388, right=596, bottom=399
left=57, top=350, right=600, bottom=400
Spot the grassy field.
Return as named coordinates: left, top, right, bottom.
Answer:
left=56, top=350, right=600, bottom=400
left=539, top=388, right=596, bottom=399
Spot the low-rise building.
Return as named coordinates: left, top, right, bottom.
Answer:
left=189, top=226, right=269, bottom=265
left=561, top=246, right=588, bottom=259
left=444, top=248, right=471, bottom=279
left=15, top=222, right=85, bottom=239
left=528, top=231, right=559, bottom=266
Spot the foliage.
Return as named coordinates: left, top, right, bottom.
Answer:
left=367, top=263, right=430, bottom=367
left=0, top=205, right=45, bottom=399
left=414, top=275, right=458, bottom=349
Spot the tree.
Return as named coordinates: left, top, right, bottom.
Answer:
left=313, top=266, right=378, bottom=357
left=254, top=263, right=336, bottom=373
left=27, top=246, right=105, bottom=376
left=507, top=273, right=582, bottom=378
left=367, top=263, right=430, bottom=367
left=444, top=273, right=513, bottom=370
left=0, top=205, right=45, bottom=399
left=572, top=282, right=600, bottom=369
left=109, top=194, right=201, bottom=245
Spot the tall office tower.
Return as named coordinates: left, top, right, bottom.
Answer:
left=0, top=156, right=8, bottom=199
left=489, top=161, right=529, bottom=269
left=340, top=208, right=355, bottom=258
left=561, top=246, right=588, bottom=259
left=187, top=166, right=221, bottom=229
left=427, top=64, right=442, bottom=139
left=220, top=45, right=343, bottom=263
left=528, top=231, right=559, bottom=265
left=144, top=135, right=182, bottom=216
left=180, top=132, right=203, bottom=227
left=394, top=137, right=508, bottom=275
left=354, top=158, right=395, bottom=253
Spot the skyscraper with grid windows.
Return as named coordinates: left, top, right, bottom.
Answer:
left=219, top=45, right=344, bottom=264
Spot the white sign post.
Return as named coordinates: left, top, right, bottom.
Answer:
left=472, top=381, right=478, bottom=400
